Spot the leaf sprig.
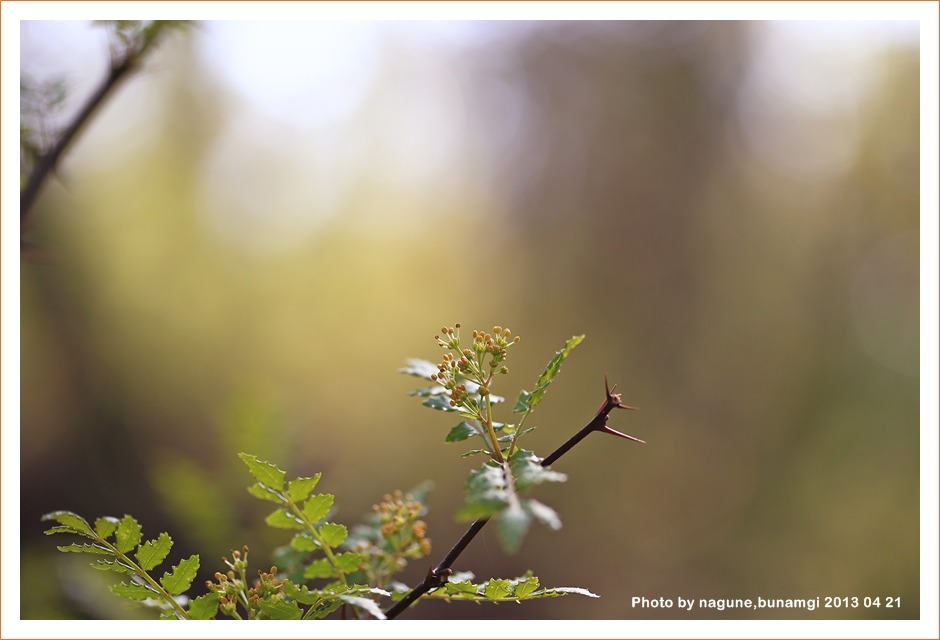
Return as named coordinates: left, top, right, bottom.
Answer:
left=42, top=511, right=201, bottom=619
left=401, top=326, right=585, bottom=552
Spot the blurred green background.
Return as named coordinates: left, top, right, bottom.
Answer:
left=20, top=20, right=920, bottom=620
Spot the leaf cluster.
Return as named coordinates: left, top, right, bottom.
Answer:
left=402, top=328, right=585, bottom=552
left=42, top=511, right=208, bottom=619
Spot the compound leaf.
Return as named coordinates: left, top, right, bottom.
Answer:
left=319, top=522, right=347, bottom=548
left=135, top=532, right=172, bottom=571
left=514, top=334, right=584, bottom=413
left=303, top=493, right=334, bottom=524
left=94, top=516, right=120, bottom=539
left=41, top=511, right=94, bottom=538
left=287, top=475, right=321, bottom=502
left=160, top=554, right=199, bottom=595
left=111, top=581, right=159, bottom=601
left=265, top=508, right=304, bottom=530
left=114, top=515, right=142, bottom=553
left=238, top=453, right=286, bottom=492
left=258, top=598, right=303, bottom=620
left=188, top=591, right=220, bottom=620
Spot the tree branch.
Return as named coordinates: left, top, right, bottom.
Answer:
left=384, top=377, right=642, bottom=619
left=20, top=57, right=138, bottom=224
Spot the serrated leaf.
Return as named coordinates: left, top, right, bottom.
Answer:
left=334, top=552, right=364, bottom=573
left=91, top=558, right=135, bottom=573
left=111, top=581, right=159, bottom=601
left=399, top=358, right=438, bottom=380
left=514, top=576, right=540, bottom=599
left=282, top=580, right=323, bottom=605
left=266, top=508, right=304, bottom=530
left=248, top=482, right=285, bottom=504
left=95, top=516, right=120, bottom=539
left=444, top=580, right=479, bottom=596
left=509, top=449, right=567, bottom=491
left=160, top=554, right=199, bottom=595
left=338, top=595, right=386, bottom=620
left=514, top=334, right=584, bottom=413
left=287, top=474, right=321, bottom=502
left=258, top=599, right=303, bottom=620
left=41, top=511, right=94, bottom=537
left=135, top=532, right=172, bottom=571
left=445, top=421, right=480, bottom=443
left=55, top=542, right=112, bottom=555
left=290, top=532, right=319, bottom=551
left=483, top=578, right=513, bottom=600
left=303, top=558, right=334, bottom=579
left=319, top=522, right=347, bottom=547
left=495, top=499, right=531, bottom=554
left=188, top=591, right=220, bottom=619
left=114, top=515, right=142, bottom=553
left=303, top=493, right=334, bottom=524
left=457, top=461, right=509, bottom=520
left=305, top=598, right=343, bottom=619
left=238, top=453, right=286, bottom=492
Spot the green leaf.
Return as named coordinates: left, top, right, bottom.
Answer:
left=338, top=595, right=386, bottom=620
left=160, top=554, right=199, bottom=595
left=41, top=511, right=94, bottom=537
left=238, top=453, right=286, bottom=492
left=258, top=599, right=303, bottom=620
left=55, top=542, right=112, bottom=555
left=399, top=358, right=438, bottom=380
left=495, top=499, right=531, bottom=554
left=111, top=581, right=159, bottom=601
left=290, top=532, right=319, bottom=551
left=444, top=580, right=479, bottom=596
left=456, top=461, right=508, bottom=521
left=91, top=558, right=135, bottom=573
left=460, top=449, right=492, bottom=458
left=514, top=334, right=584, bottom=413
left=188, top=592, right=220, bottom=619
left=445, top=421, right=480, bottom=443
left=248, top=482, right=285, bottom=504
left=319, top=522, right=347, bottom=547
left=303, top=558, right=334, bottom=579
left=334, top=551, right=364, bottom=573
left=509, top=449, right=567, bottom=491
left=287, top=474, right=321, bottom=502
left=135, top=532, right=172, bottom=571
left=114, top=515, right=142, bottom=553
left=483, top=578, right=513, bottom=600
left=266, top=509, right=304, bottom=530
left=282, top=580, right=323, bottom=605
left=95, top=516, right=120, bottom=539
left=409, top=385, right=447, bottom=397
left=421, top=395, right=457, bottom=412
left=303, top=494, right=334, bottom=524
left=514, top=576, right=540, bottom=599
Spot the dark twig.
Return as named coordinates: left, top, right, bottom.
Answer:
left=384, top=377, right=642, bottom=619
left=20, top=57, right=138, bottom=223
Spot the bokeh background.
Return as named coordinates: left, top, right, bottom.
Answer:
left=19, top=20, right=920, bottom=620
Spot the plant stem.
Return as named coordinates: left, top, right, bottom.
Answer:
left=383, top=379, right=641, bottom=619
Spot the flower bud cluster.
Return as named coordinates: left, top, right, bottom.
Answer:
left=206, top=546, right=287, bottom=619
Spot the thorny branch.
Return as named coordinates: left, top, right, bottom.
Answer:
left=384, top=377, right=641, bottom=619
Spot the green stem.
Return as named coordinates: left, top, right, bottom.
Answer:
left=287, top=502, right=349, bottom=587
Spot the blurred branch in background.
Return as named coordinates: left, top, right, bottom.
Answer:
left=20, top=21, right=190, bottom=235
